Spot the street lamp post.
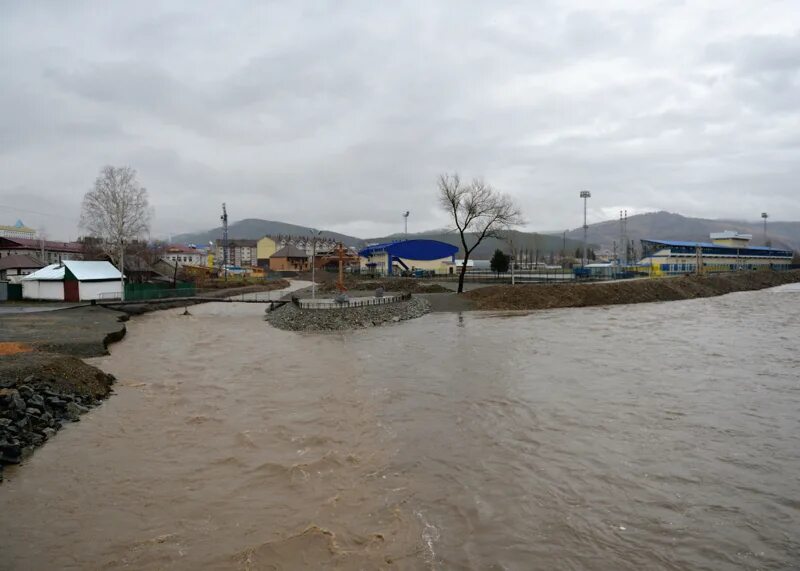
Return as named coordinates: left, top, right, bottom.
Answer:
left=403, top=211, right=410, bottom=239
left=580, top=191, right=591, bottom=268
left=761, top=212, right=769, bottom=247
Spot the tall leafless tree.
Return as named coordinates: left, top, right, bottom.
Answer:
left=80, top=166, right=152, bottom=267
left=438, top=173, right=523, bottom=293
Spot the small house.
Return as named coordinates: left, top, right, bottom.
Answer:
left=269, top=244, right=309, bottom=271
left=22, top=260, right=123, bottom=301
left=0, top=254, right=44, bottom=283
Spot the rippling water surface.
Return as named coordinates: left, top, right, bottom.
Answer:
left=1, top=285, right=799, bottom=570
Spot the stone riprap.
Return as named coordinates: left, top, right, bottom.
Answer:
left=265, top=297, right=430, bottom=332
left=0, top=372, right=114, bottom=482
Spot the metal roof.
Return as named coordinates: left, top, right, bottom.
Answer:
left=0, top=237, right=83, bottom=253
left=271, top=244, right=307, bottom=258
left=642, top=239, right=792, bottom=255
left=64, top=260, right=122, bottom=280
left=22, top=260, right=123, bottom=281
left=0, top=254, right=44, bottom=271
left=21, top=264, right=65, bottom=281
left=359, top=239, right=458, bottom=260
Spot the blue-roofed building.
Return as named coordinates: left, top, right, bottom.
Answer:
left=359, top=239, right=459, bottom=276
left=640, top=231, right=793, bottom=275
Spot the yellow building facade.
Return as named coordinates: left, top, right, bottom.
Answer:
left=257, top=236, right=278, bottom=262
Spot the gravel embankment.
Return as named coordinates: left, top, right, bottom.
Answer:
left=265, top=297, right=431, bottom=331
left=465, top=269, right=800, bottom=310
left=0, top=361, right=115, bottom=482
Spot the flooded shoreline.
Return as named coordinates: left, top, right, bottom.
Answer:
left=1, top=285, right=799, bottom=569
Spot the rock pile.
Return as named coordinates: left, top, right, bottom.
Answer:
left=265, top=297, right=431, bottom=332
left=0, top=373, right=114, bottom=482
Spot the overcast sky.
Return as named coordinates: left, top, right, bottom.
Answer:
left=2, top=1, right=799, bottom=240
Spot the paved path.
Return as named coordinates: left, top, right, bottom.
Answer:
left=230, top=280, right=313, bottom=302
left=0, top=303, right=82, bottom=315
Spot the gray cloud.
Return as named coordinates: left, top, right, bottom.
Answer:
left=1, top=1, right=799, bottom=240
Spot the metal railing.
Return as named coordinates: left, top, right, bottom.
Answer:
left=297, top=293, right=410, bottom=309
left=96, top=292, right=123, bottom=300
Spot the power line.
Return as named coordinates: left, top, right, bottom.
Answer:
left=0, top=203, right=78, bottom=221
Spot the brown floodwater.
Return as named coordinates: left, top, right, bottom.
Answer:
left=1, top=284, right=799, bottom=570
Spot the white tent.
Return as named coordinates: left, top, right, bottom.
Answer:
left=22, top=260, right=123, bottom=301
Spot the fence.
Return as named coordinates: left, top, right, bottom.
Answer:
left=124, top=282, right=196, bottom=301
left=428, top=269, right=578, bottom=284
left=297, top=293, right=410, bottom=309
left=0, top=282, right=23, bottom=301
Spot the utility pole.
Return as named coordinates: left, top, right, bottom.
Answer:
left=310, top=229, right=322, bottom=300
left=120, top=239, right=125, bottom=301
left=508, top=236, right=516, bottom=285
left=580, top=191, right=591, bottom=268
left=221, top=203, right=228, bottom=281
left=403, top=211, right=410, bottom=239
left=336, top=242, right=346, bottom=293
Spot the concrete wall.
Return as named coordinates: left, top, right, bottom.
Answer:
left=79, top=280, right=122, bottom=300
left=360, top=252, right=389, bottom=274
left=396, top=257, right=452, bottom=274
left=22, top=280, right=64, bottom=300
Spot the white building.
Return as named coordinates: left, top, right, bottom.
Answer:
left=22, top=260, right=123, bottom=301
left=163, top=244, right=207, bottom=267
left=0, top=220, right=36, bottom=239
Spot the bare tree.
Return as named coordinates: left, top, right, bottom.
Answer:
left=80, top=166, right=152, bottom=264
left=438, top=173, right=523, bottom=293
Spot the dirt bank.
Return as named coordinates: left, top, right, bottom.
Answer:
left=0, top=306, right=128, bottom=480
left=465, top=270, right=800, bottom=310
left=0, top=306, right=127, bottom=357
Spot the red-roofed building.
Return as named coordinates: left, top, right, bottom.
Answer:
left=0, top=237, right=83, bottom=266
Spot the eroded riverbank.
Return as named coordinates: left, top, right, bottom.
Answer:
left=465, top=269, right=800, bottom=310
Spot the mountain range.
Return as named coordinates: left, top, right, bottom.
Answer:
left=172, top=219, right=585, bottom=259
left=172, top=211, right=799, bottom=259
left=562, top=211, right=800, bottom=253
left=171, top=219, right=364, bottom=248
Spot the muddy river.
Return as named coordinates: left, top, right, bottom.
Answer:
left=1, top=285, right=799, bottom=569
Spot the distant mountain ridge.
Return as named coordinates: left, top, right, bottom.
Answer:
left=171, top=219, right=364, bottom=248
left=562, top=211, right=800, bottom=253
left=172, top=212, right=800, bottom=258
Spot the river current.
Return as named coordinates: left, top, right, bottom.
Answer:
left=1, top=285, right=798, bottom=569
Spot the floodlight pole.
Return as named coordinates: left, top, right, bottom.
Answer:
left=580, top=191, right=591, bottom=268
left=761, top=212, right=769, bottom=246
left=403, top=211, right=409, bottom=239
